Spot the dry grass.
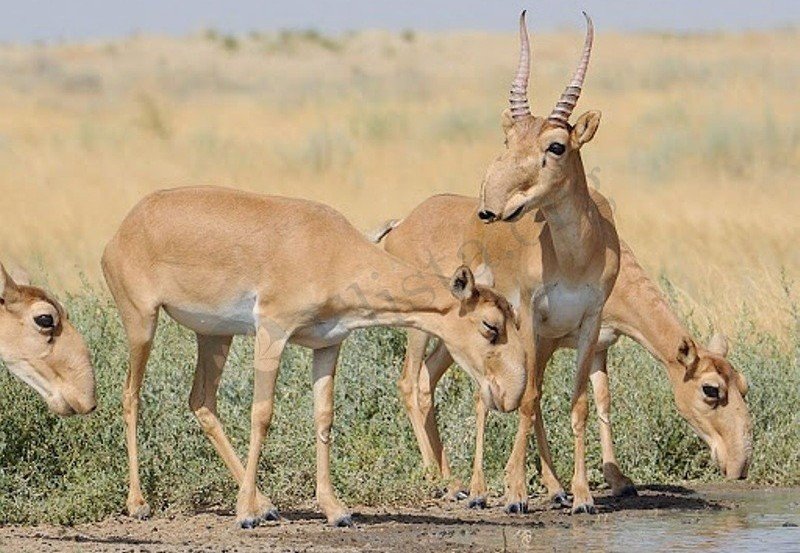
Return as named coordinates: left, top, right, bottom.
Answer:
left=1, top=28, right=798, bottom=334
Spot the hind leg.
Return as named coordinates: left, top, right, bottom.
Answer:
left=590, top=349, right=636, bottom=497
left=190, top=334, right=278, bottom=520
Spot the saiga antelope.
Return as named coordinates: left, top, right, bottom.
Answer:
left=380, top=192, right=753, bottom=509
left=101, top=186, right=527, bottom=528
left=418, top=11, right=619, bottom=513
left=0, top=262, right=96, bottom=416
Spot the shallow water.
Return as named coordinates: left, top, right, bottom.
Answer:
left=514, top=487, right=800, bottom=552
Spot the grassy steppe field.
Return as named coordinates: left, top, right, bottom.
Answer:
left=0, top=28, right=798, bottom=523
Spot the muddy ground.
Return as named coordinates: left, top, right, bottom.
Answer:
left=0, top=484, right=756, bottom=552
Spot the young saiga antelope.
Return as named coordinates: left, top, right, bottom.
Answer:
left=476, top=11, right=620, bottom=513
left=101, top=186, right=527, bottom=528
left=0, top=262, right=96, bottom=416
left=381, top=192, right=752, bottom=510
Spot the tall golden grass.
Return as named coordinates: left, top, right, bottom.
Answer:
left=0, top=28, right=798, bottom=334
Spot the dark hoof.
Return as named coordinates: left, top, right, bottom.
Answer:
left=261, top=508, right=280, bottom=522
left=239, top=517, right=260, bottom=529
left=454, top=490, right=469, bottom=501
left=333, top=514, right=354, bottom=528
left=572, top=503, right=597, bottom=515
left=467, top=496, right=487, bottom=510
left=504, top=501, right=528, bottom=514
left=614, top=484, right=638, bottom=498
left=551, top=492, right=572, bottom=509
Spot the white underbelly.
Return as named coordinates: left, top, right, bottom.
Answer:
left=291, top=319, right=352, bottom=349
left=164, top=295, right=257, bottom=336
left=533, top=283, right=598, bottom=338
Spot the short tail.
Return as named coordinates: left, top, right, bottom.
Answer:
left=364, top=218, right=402, bottom=244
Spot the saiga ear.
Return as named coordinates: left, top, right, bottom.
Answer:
left=676, top=337, right=699, bottom=375
left=450, top=265, right=476, bottom=301
left=707, top=333, right=729, bottom=357
left=735, top=371, right=749, bottom=398
left=0, top=263, right=21, bottom=304
left=570, top=110, right=601, bottom=148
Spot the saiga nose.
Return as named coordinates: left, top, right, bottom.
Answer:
left=478, top=210, right=496, bottom=222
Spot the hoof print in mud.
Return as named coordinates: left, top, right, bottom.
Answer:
left=504, top=502, right=528, bottom=514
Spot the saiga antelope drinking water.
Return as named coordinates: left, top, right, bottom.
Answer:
left=101, top=186, right=527, bottom=528
left=476, top=11, right=620, bottom=513
left=380, top=192, right=752, bottom=509
left=0, top=262, right=96, bottom=416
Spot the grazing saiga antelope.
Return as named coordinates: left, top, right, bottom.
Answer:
left=469, top=11, right=621, bottom=514
left=380, top=192, right=753, bottom=510
left=101, top=186, right=527, bottom=528
left=0, top=262, right=96, bottom=416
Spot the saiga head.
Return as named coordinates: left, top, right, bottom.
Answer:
left=0, top=263, right=96, bottom=416
left=672, top=335, right=753, bottom=479
left=441, top=266, right=526, bottom=413
left=479, top=11, right=601, bottom=223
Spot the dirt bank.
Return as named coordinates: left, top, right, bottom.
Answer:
left=0, top=484, right=756, bottom=552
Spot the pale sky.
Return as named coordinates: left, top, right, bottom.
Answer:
left=2, top=0, right=799, bottom=43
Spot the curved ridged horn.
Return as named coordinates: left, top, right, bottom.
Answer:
left=509, top=10, right=531, bottom=120
left=548, top=12, right=594, bottom=127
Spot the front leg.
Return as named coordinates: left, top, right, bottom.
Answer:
left=570, top=310, right=603, bottom=515
left=313, top=345, right=352, bottom=526
left=504, top=331, right=557, bottom=514
left=467, top=392, right=488, bottom=509
left=237, top=321, right=288, bottom=529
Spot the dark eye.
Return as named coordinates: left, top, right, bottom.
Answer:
left=482, top=321, right=499, bottom=343
left=34, top=314, right=55, bottom=329
left=547, top=142, right=566, bottom=156
left=702, top=384, right=720, bottom=399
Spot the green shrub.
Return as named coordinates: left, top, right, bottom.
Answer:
left=0, top=288, right=797, bottom=524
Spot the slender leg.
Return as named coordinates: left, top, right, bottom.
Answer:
left=397, top=329, right=439, bottom=472
left=236, top=321, right=288, bottom=529
left=504, top=334, right=556, bottom=514
left=399, top=331, right=461, bottom=498
left=570, top=312, right=603, bottom=514
left=312, top=344, right=351, bottom=526
left=589, top=349, right=637, bottom=497
left=119, top=305, right=158, bottom=519
left=467, top=393, right=488, bottom=509
left=529, top=337, right=570, bottom=507
left=190, top=334, right=277, bottom=520
left=417, top=340, right=457, bottom=489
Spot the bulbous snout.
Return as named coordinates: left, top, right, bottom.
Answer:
left=712, top=442, right=751, bottom=481
left=486, top=380, right=518, bottom=413
left=48, top=383, right=97, bottom=417
left=483, top=364, right=526, bottom=413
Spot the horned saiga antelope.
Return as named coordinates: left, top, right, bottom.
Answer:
left=380, top=191, right=753, bottom=509
left=463, top=11, right=621, bottom=514
left=101, top=186, right=527, bottom=528
left=0, top=262, right=96, bottom=416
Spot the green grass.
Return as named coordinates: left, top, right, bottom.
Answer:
left=0, top=288, right=798, bottom=524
